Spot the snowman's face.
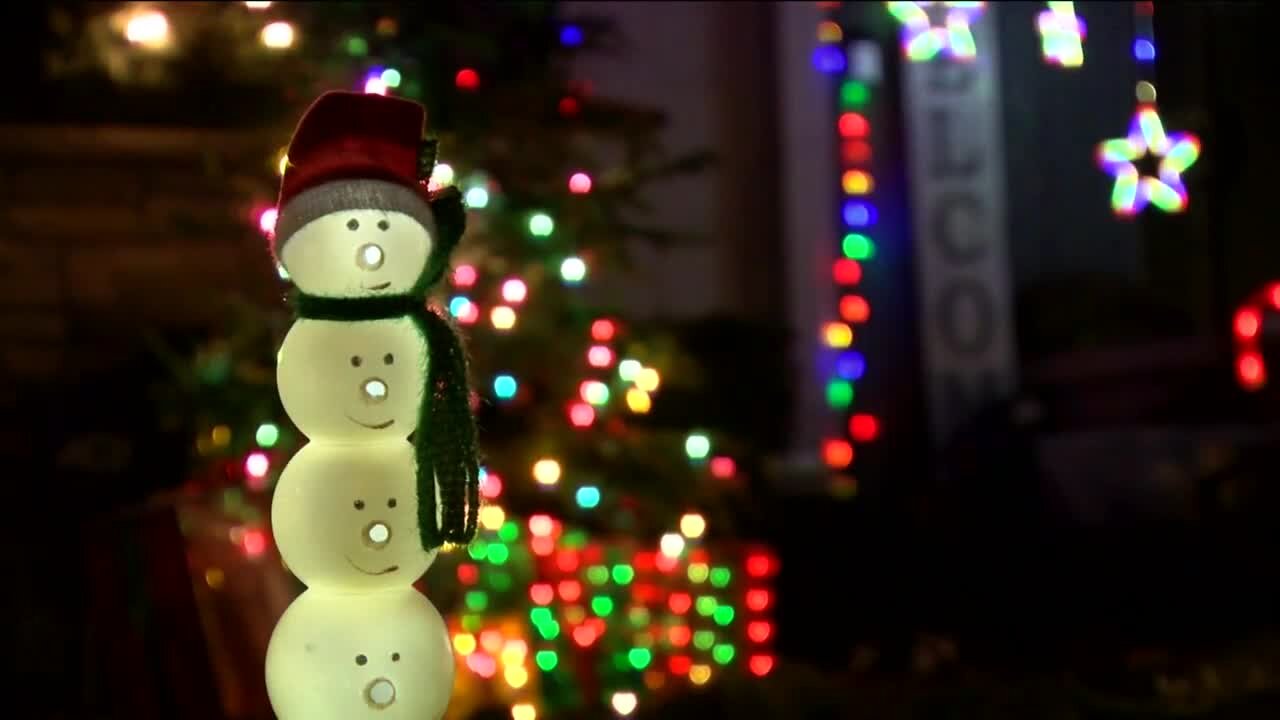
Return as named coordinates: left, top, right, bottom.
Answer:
left=266, top=589, right=454, bottom=720
left=278, top=318, right=426, bottom=442
left=273, top=442, right=438, bottom=591
left=281, top=209, right=432, bottom=297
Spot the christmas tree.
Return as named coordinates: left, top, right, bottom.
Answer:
left=41, top=2, right=780, bottom=718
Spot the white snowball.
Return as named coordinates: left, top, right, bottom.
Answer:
left=266, top=588, right=454, bottom=720
left=273, top=442, right=437, bottom=591
left=278, top=318, right=426, bottom=442
left=281, top=209, right=432, bottom=297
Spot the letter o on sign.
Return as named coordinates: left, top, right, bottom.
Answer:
left=935, top=279, right=994, bottom=355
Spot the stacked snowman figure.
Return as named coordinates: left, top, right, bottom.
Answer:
left=264, top=91, right=480, bottom=719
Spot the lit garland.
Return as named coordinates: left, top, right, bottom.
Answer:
left=441, top=498, right=778, bottom=717
left=1096, top=1, right=1200, bottom=216
left=885, top=1, right=986, bottom=62
left=1037, top=2, right=1085, bottom=68
left=815, top=5, right=881, bottom=489
left=1232, top=283, right=1280, bottom=391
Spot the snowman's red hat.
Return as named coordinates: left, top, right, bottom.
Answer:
left=273, top=91, right=441, bottom=254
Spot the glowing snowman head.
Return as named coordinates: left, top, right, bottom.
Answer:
left=278, top=317, right=426, bottom=442
left=277, top=180, right=435, bottom=297
left=273, top=442, right=438, bottom=590
left=266, top=588, right=454, bottom=720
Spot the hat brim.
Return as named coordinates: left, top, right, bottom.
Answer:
left=274, top=179, right=435, bottom=257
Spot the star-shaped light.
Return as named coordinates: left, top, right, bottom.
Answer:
left=886, top=1, right=986, bottom=62
left=1037, top=1, right=1085, bottom=68
left=1096, top=104, right=1200, bottom=216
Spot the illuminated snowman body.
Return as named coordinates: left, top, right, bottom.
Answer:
left=266, top=91, right=475, bottom=720
left=265, top=588, right=454, bottom=720
left=273, top=441, right=441, bottom=591
left=269, top=209, right=449, bottom=717
left=276, top=316, right=427, bottom=443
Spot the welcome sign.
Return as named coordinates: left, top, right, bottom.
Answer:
left=900, top=4, right=1018, bottom=448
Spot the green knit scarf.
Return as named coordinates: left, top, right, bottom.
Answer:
left=292, top=291, right=480, bottom=550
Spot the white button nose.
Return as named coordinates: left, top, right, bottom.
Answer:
left=363, top=378, right=388, bottom=404
left=365, top=521, right=391, bottom=548
left=357, top=243, right=385, bottom=270
left=365, top=677, right=396, bottom=708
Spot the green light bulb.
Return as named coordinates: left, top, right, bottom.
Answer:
left=840, top=80, right=869, bottom=109
left=591, top=596, right=614, bottom=616
left=611, top=564, right=635, bottom=585
left=487, top=543, right=510, bottom=565
left=345, top=35, right=369, bottom=56
left=713, top=605, right=735, bottom=626
left=709, top=567, right=731, bottom=588
left=498, top=521, right=519, bottom=542
left=685, top=433, right=711, bottom=459
left=535, top=650, right=558, bottom=671
left=712, top=643, right=736, bottom=664
left=255, top=423, right=280, bottom=448
left=529, top=212, right=554, bottom=237
left=826, top=380, right=854, bottom=409
left=627, top=647, right=652, bottom=670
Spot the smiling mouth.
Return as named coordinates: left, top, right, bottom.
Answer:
left=364, top=281, right=391, bottom=290
left=345, top=556, right=400, bottom=576
left=346, top=415, right=395, bottom=430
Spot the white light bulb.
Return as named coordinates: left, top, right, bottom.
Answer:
left=363, top=379, right=389, bottom=403
left=660, top=532, right=685, bottom=557
left=358, top=243, right=384, bottom=270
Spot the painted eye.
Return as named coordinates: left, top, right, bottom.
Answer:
left=354, top=500, right=365, bottom=510
left=384, top=353, right=394, bottom=365
left=378, top=219, right=390, bottom=231
left=351, top=355, right=362, bottom=367
left=347, top=218, right=359, bottom=231
left=391, top=652, right=401, bottom=662
left=355, top=654, right=367, bottom=666
left=387, top=498, right=397, bottom=508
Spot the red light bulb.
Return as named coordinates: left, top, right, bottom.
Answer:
left=822, top=439, right=854, bottom=468
left=849, top=414, right=880, bottom=442
left=1235, top=308, right=1261, bottom=340
left=1238, top=351, right=1266, bottom=390
left=530, top=583, right=554, bottom=605
left=590, top=318, right=616, bottom=341
left=455, top=68, right=480, bottom=91
left=749, top=654, right=775, bottom=676
left=838, top=112, right=869, bottom=138
left=833, top=259, right=862, bottom=285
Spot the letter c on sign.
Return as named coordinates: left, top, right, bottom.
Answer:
left=931, top=193, right=986, bottom=265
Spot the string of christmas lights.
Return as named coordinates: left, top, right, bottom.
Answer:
left=886, top=1, right=986, bottom=63
left=1038, top=2, right=1085, bottom=68
left=1096, top=1, right=1200, bottom=217
left=815, top=4, right=880, bottom=492
left=441, top=504, right=778, bottom=716
left=1233, top=283, right=1280, bottom=391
